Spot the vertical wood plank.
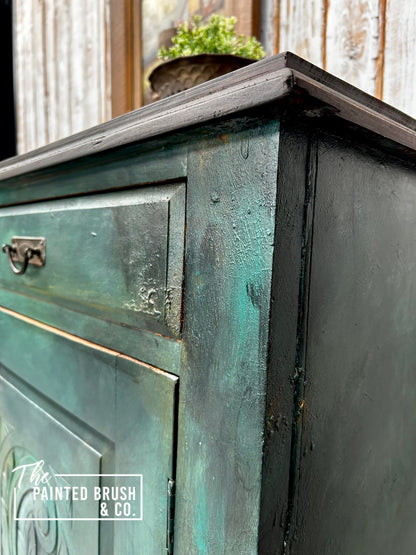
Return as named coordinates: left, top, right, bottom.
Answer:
left=325, top=0, right=381, bottom=95
left=13, top=0, right=25, bottom=153
left=55, top=0, right=71, bottom=140
left=40, top=0, right=50, bottom=144
left=28, top=0, right=39, bottom=150
left=383, top=0, right=416, bottom=117
left=14, top=0, right=111, bottom=154
left=110, top=0, right=133, bottom=117
left=103, top=0, right=112, bottom=119
left=374, top=0, right=386, bottom=99
left=110, top=0, right=142, bottom=116
left=278, top=0, right=324, bottom=66
left=44, top=0, right=57, bottom=143
left=32, top=0, right=47, bottom=147
left=322, top=0, right=329, bottom=69
left=225, top=0, right=260, bottom=38
left=21, top=0, right=35, bottom=152
left=85, top=0, right=99, bottom=127
left=259, top=0, right=279, bottom=57
left=70, top=0, right=85, bottom=133
left=131, top=0, right=143, bottom=109
left=102, top=0, right=112, bottom=119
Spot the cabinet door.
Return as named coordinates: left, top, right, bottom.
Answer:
left=0, top=309, right=178, bottom=554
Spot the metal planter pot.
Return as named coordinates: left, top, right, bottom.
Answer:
left=149, top=53, right=256, bottom=99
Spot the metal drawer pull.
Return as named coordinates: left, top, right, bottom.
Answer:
left=2, top=237, right=46, bottom=276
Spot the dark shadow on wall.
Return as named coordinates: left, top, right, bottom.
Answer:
left=0, top=0, right=17, bottom=161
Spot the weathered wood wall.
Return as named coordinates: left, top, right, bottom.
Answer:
left=13, top=0, right=416, bottom=154
left=261, top=0, right=416, bottom=118
left=14, top=0, right=111, bottom=154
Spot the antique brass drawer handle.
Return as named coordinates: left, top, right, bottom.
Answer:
left=2, top=237, right=46, bottom=276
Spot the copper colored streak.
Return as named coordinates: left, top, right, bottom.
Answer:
left=252, top=1, right=261, bottom=39
left=110, top=0, right=133, bottom=117
left=0, top=305, right=175, bottom=377
left=375, top=0, right=387, bottom=100
left=275, top=0, right=281, bottom=55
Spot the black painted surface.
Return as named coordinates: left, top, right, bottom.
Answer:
left=259, top=123, right=312, bottom=553
left=289, top=131, right=416, bottom=554
left=0, top=0, right=16, bottom=161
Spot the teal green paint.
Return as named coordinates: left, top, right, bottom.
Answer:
left=196, top=487, right=209, bottom=555
left=0, top=310, right=178, bottom=553
left=0, top=140, right=187, bottom=206
left=175, top=119, right=280, bottom=554
left=0, top=372, right=102, bottom=554
left=115, top=356, right=178, bottom=553
left=215, top=493, right=226, bottom=548
left=0, top=287, right=181, bottom=374
left=0, top=183, right=185, bottom=340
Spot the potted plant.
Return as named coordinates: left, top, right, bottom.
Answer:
left=149, top=14, right=265, bottom=100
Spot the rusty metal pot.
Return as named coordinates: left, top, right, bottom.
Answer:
left=148, top=54, right=256, bottom=100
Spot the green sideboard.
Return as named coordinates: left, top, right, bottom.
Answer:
left=0, top=53, right=416, bottom=554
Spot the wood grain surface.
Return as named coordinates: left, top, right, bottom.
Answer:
left=12, top=1, right=416, bottom=157
left=266, top=0, right=414, bottom=116
left=383, top=0, right=416, bottom=116
left=325, top=0, right=381, bottom=95
left=279, top=0, right=324, bottom=66
left=14, top=0, right=111, bottom=154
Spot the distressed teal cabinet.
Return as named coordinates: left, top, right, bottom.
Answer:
left=0, top=53, right=416, bottom=554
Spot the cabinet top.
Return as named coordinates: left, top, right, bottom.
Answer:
left=1, top=51, right=416, bottom=181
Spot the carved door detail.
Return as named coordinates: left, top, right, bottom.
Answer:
left=1, top=442, right=72, bottom=554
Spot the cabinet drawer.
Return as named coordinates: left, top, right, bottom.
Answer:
left=0, top=183, right=185, bottom=339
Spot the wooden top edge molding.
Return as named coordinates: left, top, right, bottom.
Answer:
left=1, top=51, right=415, bottom=180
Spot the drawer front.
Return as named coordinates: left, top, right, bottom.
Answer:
left=0, top=183, right=185, bottom=339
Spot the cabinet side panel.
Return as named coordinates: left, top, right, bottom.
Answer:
left=293, top=135, right=416, bottom=554
left=175, top=121, right=280, bottom=554
left=259, top=124, right=311, bottom=553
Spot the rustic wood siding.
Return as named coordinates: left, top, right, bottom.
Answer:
left=278, top=0, right=324, bottom=67
left=14, top=0, right=111, bottom=154
left=13, top=0, right=416, bottom=154
left=325, top=0, right=381, bottom=96
left=383, top=0, right=416, bottom=116
left=261, top=0, right=416, bottom=117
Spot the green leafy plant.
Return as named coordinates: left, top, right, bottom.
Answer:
left=158, top=15, right=265, bottom=61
